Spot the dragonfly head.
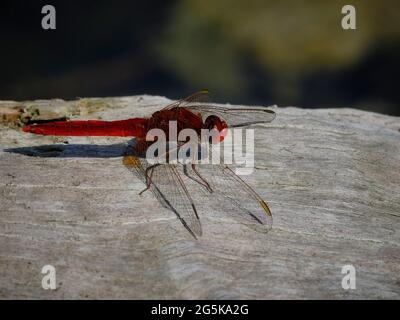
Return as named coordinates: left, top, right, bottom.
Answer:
left=204, top=115, right=228, bottom=143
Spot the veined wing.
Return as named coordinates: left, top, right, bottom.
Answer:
left=123, top=144, right=202, bottom=238
left=150, top=164, right=202, bottom=237
left=162, top=89, right=210, bottom=110
left=192, top=141, right=272, bottom=230
left=185, top=104, right=276, bottom=128
left=163, top=89, right=276, bottom=127
left=194, top=163, right=272, bottom=230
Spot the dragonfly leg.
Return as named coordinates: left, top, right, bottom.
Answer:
left=191, top=164, right=213, bottom=193
left=139, top=164, right=159, bottom=195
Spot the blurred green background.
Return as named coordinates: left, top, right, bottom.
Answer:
left=1, top=0, right=399, bottom=115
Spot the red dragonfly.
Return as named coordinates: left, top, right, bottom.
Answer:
left=23, top=90, right=276, bottom=238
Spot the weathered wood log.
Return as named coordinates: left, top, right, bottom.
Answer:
left=0, top=95, right=399, bottom=299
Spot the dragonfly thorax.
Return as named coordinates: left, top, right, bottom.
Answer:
left=147, top=108, right=228, bottom=143
left=147, top=108, right=203, bottom=140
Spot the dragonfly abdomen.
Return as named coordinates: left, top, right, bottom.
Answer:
left=23, top=118, right=148, bottom=137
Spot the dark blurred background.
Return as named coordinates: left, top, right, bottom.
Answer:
left=1, top=0, right=399, bottom=115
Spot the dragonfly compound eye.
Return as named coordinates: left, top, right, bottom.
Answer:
left=204, top=115, right=229, bottom=143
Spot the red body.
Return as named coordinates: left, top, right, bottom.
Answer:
left=23, top=108, right=205, bottom=138
left=23, top=118, right=148, bottom=137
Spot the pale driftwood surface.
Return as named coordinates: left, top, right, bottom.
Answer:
left=0, top=95, right=399, bottom=299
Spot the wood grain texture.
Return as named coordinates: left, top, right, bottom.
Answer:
left=0, top=95, right=399, bottom=299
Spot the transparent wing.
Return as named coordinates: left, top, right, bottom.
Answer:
left=185, top=104, right=276, bottom=128
left=164, top=90, right=275, bottom=127
left=123, top=143, right=202, bottom=238
left=151, top=164, right=202, bottom=237
left=194, top=163, right=273, bottom=230
left=122, top=138, right=272, bottom=236
left=162, top=89, right=210, bottom=110
left=188, top=141, right=272, bottom=229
